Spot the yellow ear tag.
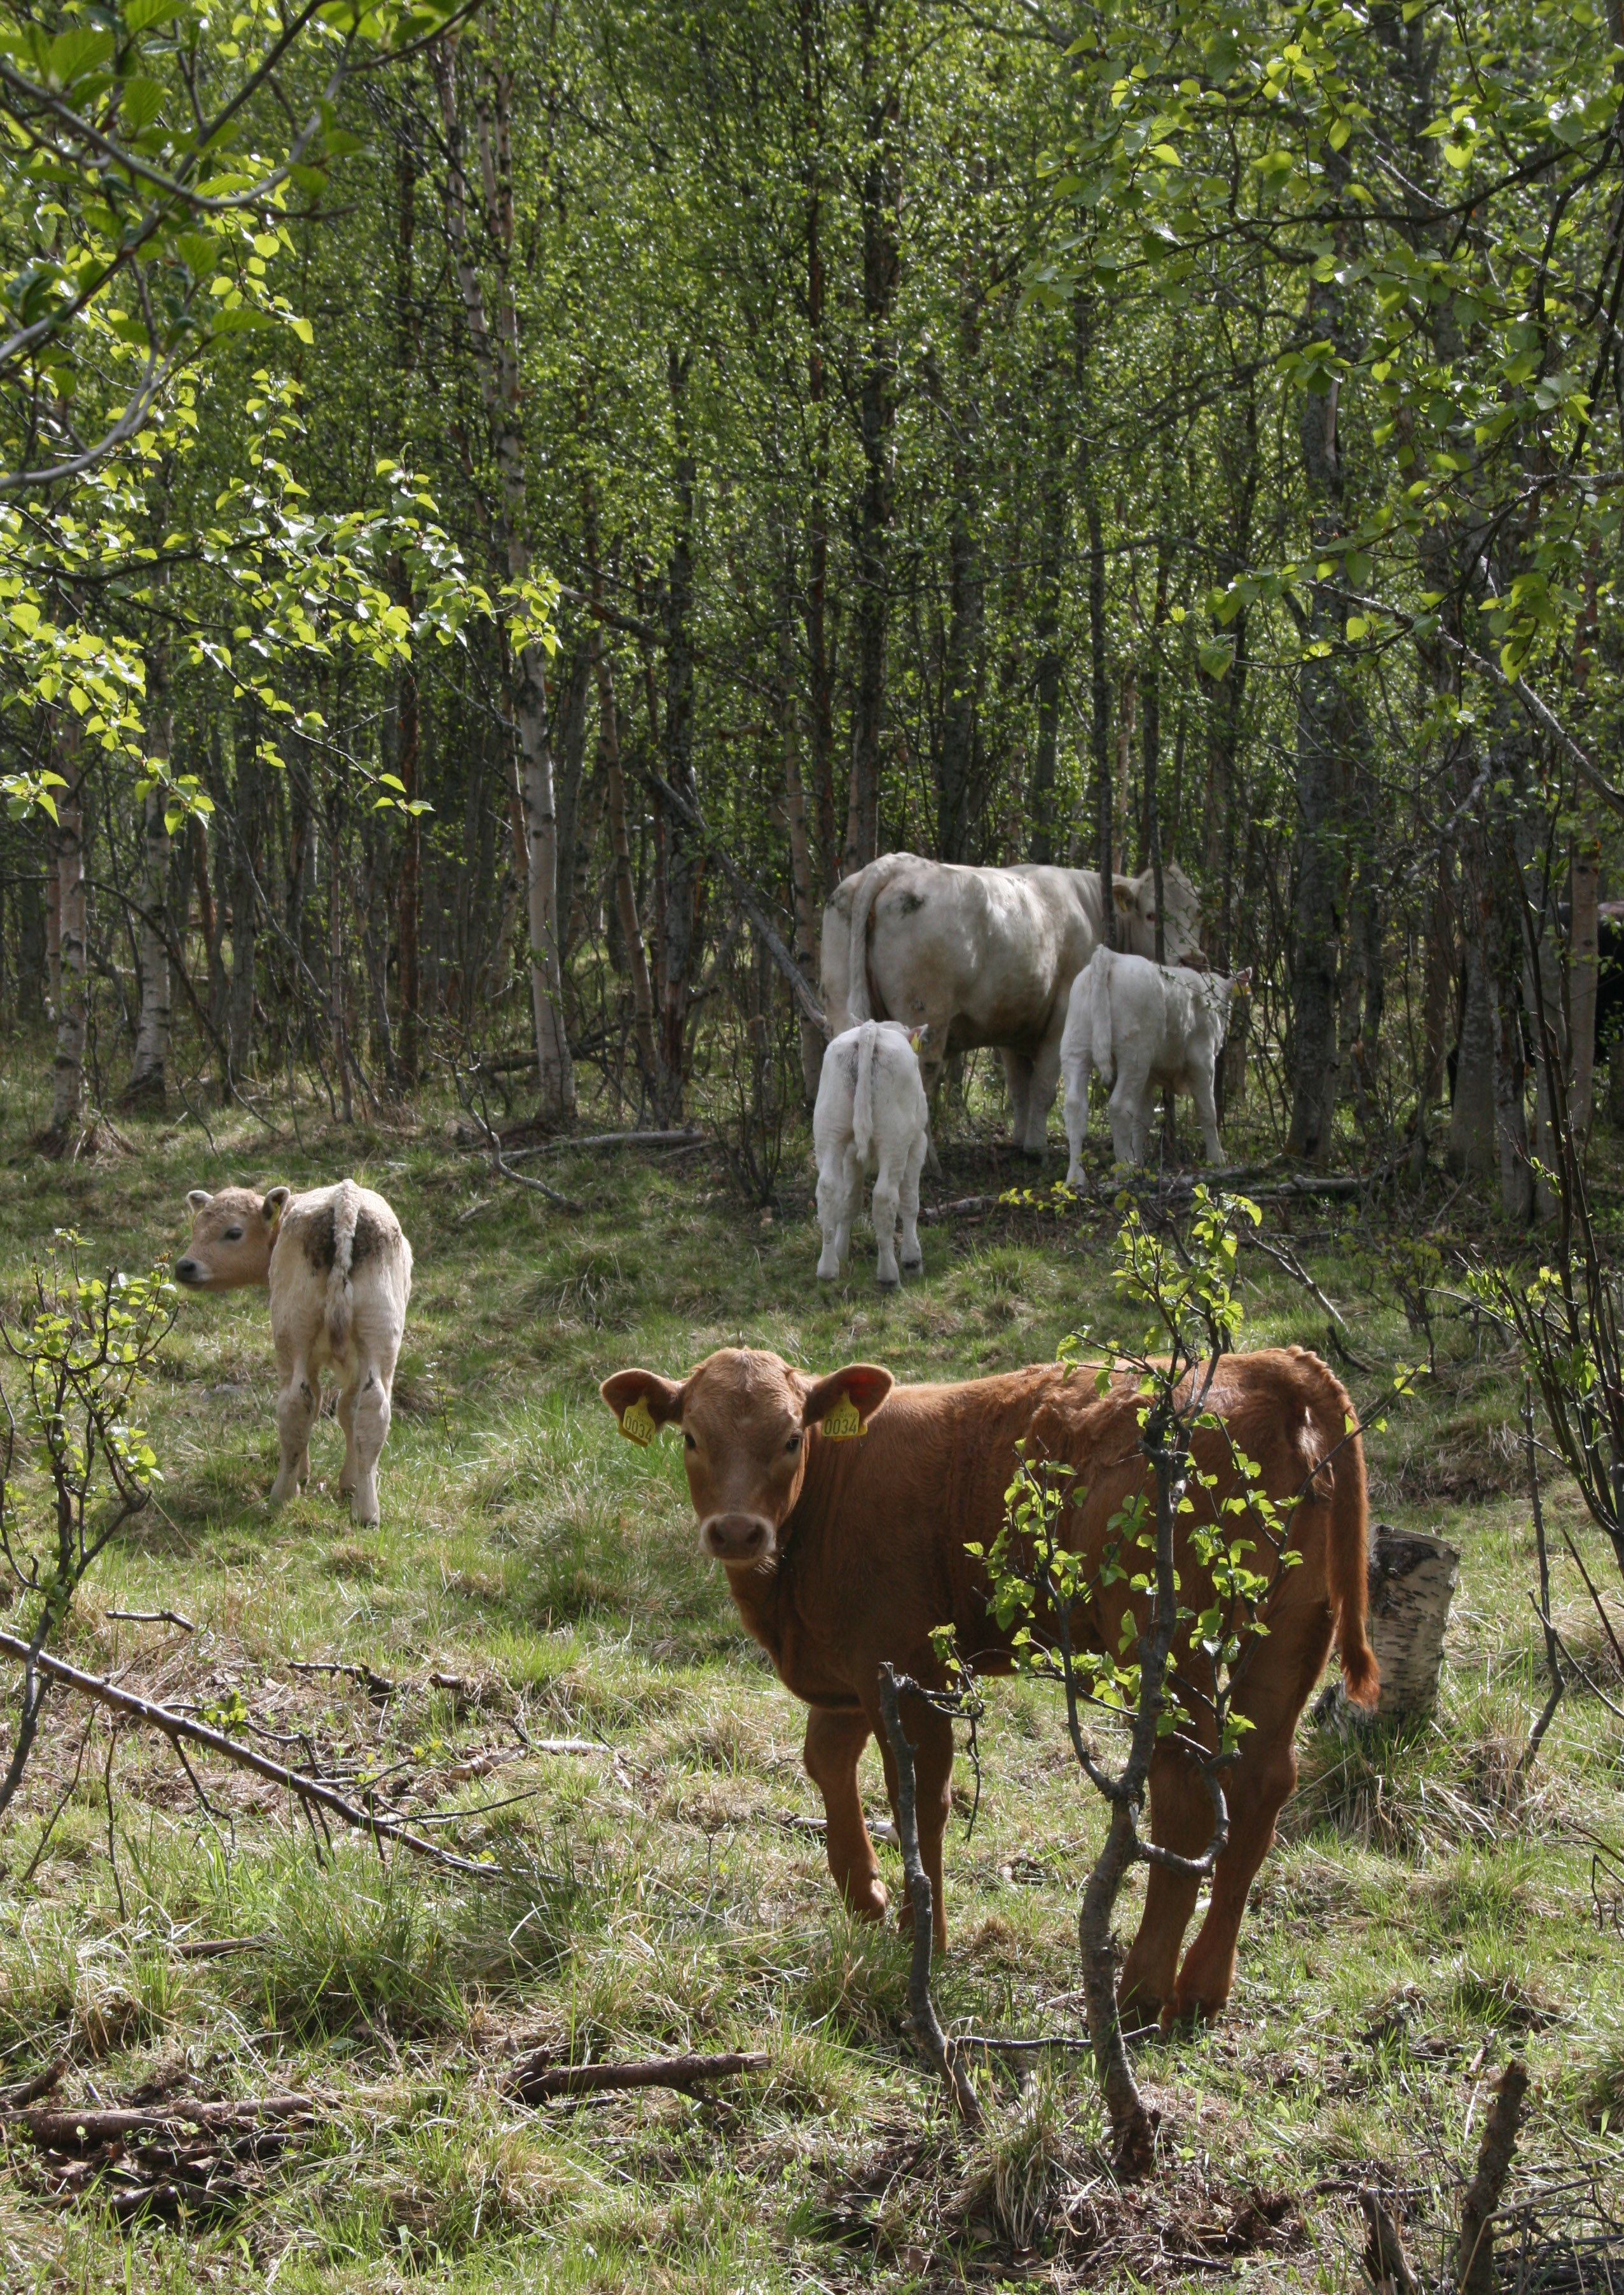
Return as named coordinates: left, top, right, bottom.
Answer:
left=821, top=1393, right=866, bottom=1441
left=620, top=1396, right=657, bottom=1446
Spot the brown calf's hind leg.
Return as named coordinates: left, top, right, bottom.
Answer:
left=804, top=1707, right=886, bottom=1924
left=1117, top=1742, right=1213, bottom=2027
left=1169, top=1737, right=1298, bottom=2023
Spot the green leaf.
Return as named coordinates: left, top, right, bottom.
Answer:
left=47, top=27, right=116, bottom=84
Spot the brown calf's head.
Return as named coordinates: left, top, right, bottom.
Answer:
left=174, top=1184, right=292, bottom=1290
left=600, top=1346, right=893, bottom=1568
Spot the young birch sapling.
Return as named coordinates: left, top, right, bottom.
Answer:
left=939, top=1191, right=1386, bottom=2172
left=0, top=1233, right=175, bottom=1819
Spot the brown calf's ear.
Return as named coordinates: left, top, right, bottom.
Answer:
left=263, top=1185, right=292, bottom=1222
left=186, top=1189, right=212, bottom=1215
left=600, top=1368, right=684, bottom=1447
left=802, top=1363, right=893, bottom=1440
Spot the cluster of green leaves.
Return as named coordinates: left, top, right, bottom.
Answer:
left=1038, top=0, right=1622, bottom=733
left=0, top=1229, right=175, bottom=1646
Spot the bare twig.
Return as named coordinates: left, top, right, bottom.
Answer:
left=877, top=1665, right=982, bottom=2125
left=0, top=2062, right=65, bottom=2111
left=1358, top=2188, right=1420, bottom=2295
left=107, top=1608, right=195, bottom=1632
left=0, top=1630, right=494, bottom=1878
left=10, top=2097, right=315, bottom=2144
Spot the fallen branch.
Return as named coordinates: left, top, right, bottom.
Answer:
left=107, top=1609, right=194, bottom=1632
left=507, top=2051, right=768, bottom=2103
left=289, top=1657, right=397, bottom=1699
left=0, top=2062, right=65, bottom=2110
left=172, top=1935, right=265, bottom=1961
left=11, top=2096, right=315, bottom=2145
left=0, top=1630, right=494, bottom=1877
left=1358, top=2188, right=1419, bottom=2295
left=918, top=1194, right=998, bottom=1225
left=1456, top=2058, right=1530, bottom=2295
left=877, top=1665, right=981, bottom=2125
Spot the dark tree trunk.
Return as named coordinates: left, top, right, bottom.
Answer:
left=1030, top=445, right=1063, bottom=865
left=801, top=0, right=837, bottom=894
left=1076, top=298, right=1112, bottom=933
left=845, top=4, right=898, bottom=878
left=657, top=354, right=700, bottom=1119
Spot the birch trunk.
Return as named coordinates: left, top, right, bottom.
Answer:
left=1318, top=1528, right=1459, bottom=1726
left=48, top=721, right=86, bottom=1140
left=126, top=656, right=172, bottom=1107
left=434, top=36, right=573, bottom=1123
left=1571, top=836, right=1600, bottom=1141
left=780, top=587, right=823, bottom=1105
left=591, top=628, right=656, bottom=1089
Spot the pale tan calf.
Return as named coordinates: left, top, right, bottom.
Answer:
left=175, top=1180, right=413, bottom=1526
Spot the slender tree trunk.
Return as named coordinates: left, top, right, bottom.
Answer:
left=846, top=3, right=898, bottom=878
left=552, top=642, right=592, bottom=960
left=327, top=789, right=353, bottom=1126
left=1076, top=298, right=1113, bottom=932
left=1030, top=444, right=1063, bottom=865
left=44, top=823, right=60, bottom=1021
left=1288, top=283, right=1351, bottom=1163
left=780, top=566, right=823, bottom=1103
left=1423, top=850, right=1453, bottom=1108
left=227, top=729, right=259, bottom=1091
left=1571, top=832, right=1600, bottom=1141
left=434, top=36, right=572, bottom=1122
left=127, top=791, right=171, bottom=1106
left=49, top=722, right=86, bottom=1139
left=593, top=628, right=656, bottom=1090
left=801, top=0, right=837, bottom=893
left=657, top=354, right=701, bottom=1120
left=394, top=573, right=422, bottom=1090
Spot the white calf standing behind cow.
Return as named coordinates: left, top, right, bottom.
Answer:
left=175, top=1180, right=412, bottom=1526
left=1063, top=948, right=1249, bottom=1178
left=814, top=1021, right=930, bottom=1289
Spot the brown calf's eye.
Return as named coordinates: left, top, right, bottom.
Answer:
left=684, top=1432, right=696, bottom=1450
left=224, top=1228, right=243, bottom=1241
left=785, top=1433, right=802, bottom=1454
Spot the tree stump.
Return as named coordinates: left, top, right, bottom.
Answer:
left=1315, top=1526, right=1460, bottom=1728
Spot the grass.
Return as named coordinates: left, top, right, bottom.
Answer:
left=0, top=1058, right=1619, bottom=2291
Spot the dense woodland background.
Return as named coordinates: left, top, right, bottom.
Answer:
left=2, top=0, right=1621, bottom=1202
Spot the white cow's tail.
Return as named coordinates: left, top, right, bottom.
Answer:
left=854, top=1023, right=880, bottom=1163
left=1088, top=951, right=1118, bottom=1088
left=845, top=854, right=909, bottom=1023
left=326, top=1180, right=361, bottom=1354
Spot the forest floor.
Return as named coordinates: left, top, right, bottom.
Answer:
left=0, top=1053, right=1620, bottom=2293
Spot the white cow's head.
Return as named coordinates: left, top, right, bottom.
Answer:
left=1113, top=863, right=1202, bottom=966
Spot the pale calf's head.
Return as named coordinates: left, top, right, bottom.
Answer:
left=600, top=1346, right=893, bottom=1568
left=174, top=1184, right=292, bottom=1290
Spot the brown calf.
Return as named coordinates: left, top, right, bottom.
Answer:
left=601, top=1344, right=1376, bottom=2025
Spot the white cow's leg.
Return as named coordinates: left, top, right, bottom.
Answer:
left=349, top=1361, right=394, bottom=1527
left=269, top=1354, right=319, bottom=1511
left=337, top=1381, right=359, bottom=1498
left=815, top=1158, right=846, bottom=1279
left=1003, top=1051, right=1039, bottom=1157
left=1109, top=1058, right=1154, bottom=1168
left=1191, top=1069, right=1224, bottom=1162
left=898, top=1132, right=926, bottom=1275
left=1064, top=1051, right=1092, bottom=1187
left=1026, top=1031, right=1063, bottom=1157
left=871, top=1157, right=902, bottom=1290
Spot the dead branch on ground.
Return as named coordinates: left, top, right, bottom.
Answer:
left=507, top=2051, right=768, bottom=2103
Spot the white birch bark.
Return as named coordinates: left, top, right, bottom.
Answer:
left=49, top=720, right=86, bottom=1138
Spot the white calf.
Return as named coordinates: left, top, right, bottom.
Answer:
left=814, top=1022, right=930, bottom=1288
left=175, top=1180, right=413, bottom=1526
left=1063, top=949, right=1249, bottom=1176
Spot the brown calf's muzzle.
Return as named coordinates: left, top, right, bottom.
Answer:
left=700, top=1511, right=776, bottom=1564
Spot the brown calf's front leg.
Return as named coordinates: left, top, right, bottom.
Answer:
left=803, top=1706, right=887, bottom=1924
left=872, top=1688, right=954, bottom=1954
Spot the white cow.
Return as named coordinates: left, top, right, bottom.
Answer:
left=175, top=1179, right=413, bottom=1526
left=1063, top=948, right=1249, bottom=1176
left=814, top=1022, right=930, bottom=1290
left=821, top=855, right=1202, bottom=1155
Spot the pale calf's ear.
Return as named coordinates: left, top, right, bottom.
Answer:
left=186, top=1189, right=212, bottom=1214
left=263, top=1185, right=292, bottom=1221
left=802, top=1362, right=894, bottom=1438
left=600, top=1368, right=684, bottom=1446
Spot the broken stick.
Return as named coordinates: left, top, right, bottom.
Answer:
left=508, top=2052, right=768, bottom=2104
left=1456, top=2057, right=1530, bottom=2295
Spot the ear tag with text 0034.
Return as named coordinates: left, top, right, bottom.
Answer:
left=620, top=1396, right=657, bottom=1446
left=821, top=1393, right=866, bottom=1441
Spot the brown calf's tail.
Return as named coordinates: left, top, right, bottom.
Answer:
left=1328, top=1392, right=1379, bottom=1710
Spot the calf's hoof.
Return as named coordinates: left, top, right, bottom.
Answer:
left=844, top=1879, right=889, bottom=1924
left=900, top=1255, right=923, bottom=1276
left=874, top=1274, right=899, bottom=1292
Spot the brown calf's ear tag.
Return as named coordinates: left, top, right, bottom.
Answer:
left=620, top=1395, right=658, bottom=1446
left=821, top=1393, right=866, bottom=1441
